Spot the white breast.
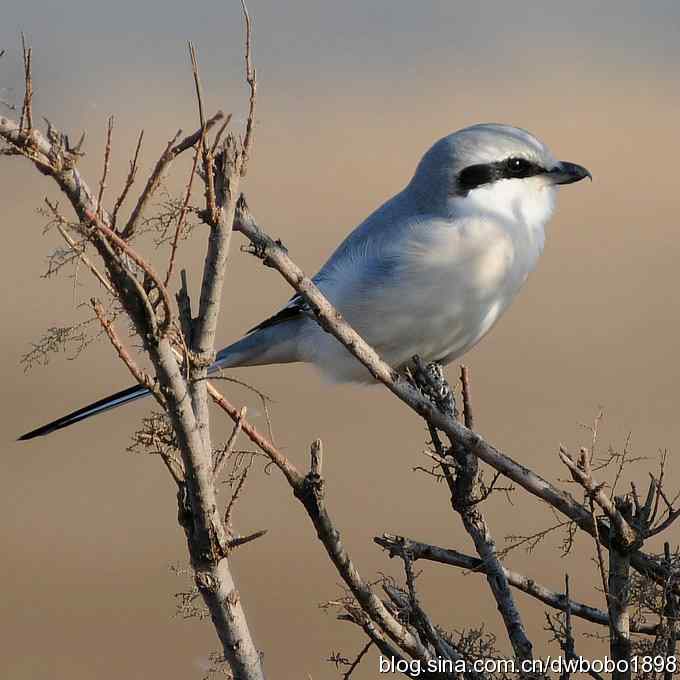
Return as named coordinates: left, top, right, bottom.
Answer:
left=301, top=179, right=556, bottom=383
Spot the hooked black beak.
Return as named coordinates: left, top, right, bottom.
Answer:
left=548, top=161, right=592, bottom=185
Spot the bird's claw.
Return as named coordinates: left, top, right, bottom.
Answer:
left=410, top=356, right=457, bottom=418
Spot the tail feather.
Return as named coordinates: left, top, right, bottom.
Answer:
left=214, top=324, right=301, bottom=370
left=18, top=322, right=304, bottom=440
left=18, top=383, right=150, bottom=440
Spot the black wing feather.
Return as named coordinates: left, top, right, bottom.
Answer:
left=247, top=296, right=307, bottom=333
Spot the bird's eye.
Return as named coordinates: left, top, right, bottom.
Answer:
left=505, top=157, right=535, bottom=178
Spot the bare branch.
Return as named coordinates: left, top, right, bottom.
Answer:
left=213, top=406, right=247, bottom=482
left=188, top=42, right=217, bottom=224
left=180, top=43, right=252, bottom=469
left=374, top=534, right=659, bottom=636
left=201, top=384, right=433, bottom=664
left=460, top=364, right=474, bottom=430
left=502, top=520, right=575, bottom=559
left=164, top=141, right=201, bottom=287
left=401, top=550, right=455, bottom=661
left=290, top=440, right=434, bottom=661
left=341, top=641, right=372, bottom=680
left=44, top=198, right=114, bottom=294
left=223, top=453, right=251, bottom=530
left=209, top=113, right=233, bottom=158
left=189, top=43, right=207, bottom=132
left=128, top=412, right=185, bottom=486
left=559, top=446, right=638, bottom=550
left=21, top=318, right=96, bottom=370
left=647, top=467, right=680, bottom=537
left=608, top=539, right=632, bottom=678
left=19, top=33, right=33, bottom=132
left=0, top=116, right=165, bottom=344
left=663, top=542, right=679, bottom=680
left=562, top=444, right=612, bottom=618
left=111, top=129, right=143, bottom=229
left=91, top=298, right=162, bottom=402
left=96, top=116, right=114, bottom=220
left=239, top=0, right=257, bottom=173
left=121, top=110, right=224, bottom=240
left=648, top=507, right=680, bottom=538
left=561, top=574, right=576, bottom=680
left=437, top=365, right=533, bottom=661
left=93, top=220, right=174, bottom=333
left=227, top=529, right=267, bottom=551
left=207, top=382, right=303, bottom=489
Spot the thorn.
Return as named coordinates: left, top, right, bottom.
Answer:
left=227, top=529, right=268, bottom=550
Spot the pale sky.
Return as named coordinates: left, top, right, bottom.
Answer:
left=2, top=1, right=679, bottom=93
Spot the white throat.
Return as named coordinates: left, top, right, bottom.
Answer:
left=459, top=177, right=555, bottom=226
left=452, top=177, right=556, bottom=259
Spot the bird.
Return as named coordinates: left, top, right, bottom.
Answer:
left=19, top=123, right=590, bottom=440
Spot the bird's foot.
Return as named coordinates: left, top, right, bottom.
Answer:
left=410, top=356, right=457, bottom=418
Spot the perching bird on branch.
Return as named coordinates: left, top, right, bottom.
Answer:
left=19, top=123, right=590, bottom=440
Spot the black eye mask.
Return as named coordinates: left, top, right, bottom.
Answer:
left=456, top=157, right=546, bottom=196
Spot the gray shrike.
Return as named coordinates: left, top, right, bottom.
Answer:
left=19, top=123, right=590, bottom=440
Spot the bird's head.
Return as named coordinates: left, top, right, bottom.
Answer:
left=409, top=123, right=591, bottom=227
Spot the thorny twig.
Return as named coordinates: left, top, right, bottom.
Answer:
left=121, top=110, right=225, bottom=240
left=223, top=452, right=252, bottom=530
left=128, top=412, right=185, bottom=486
left=239, top=0, right=257, bottom=175
left=188, top=42, right=218, bottom=224
left=340, top=641, right=372, bottom=679
left=559, top=446, right=638, bottom=550
left=376, top=534, right=660, bottom=637
left=96, top=116, right=114, bottom=220
left=502, top=519, right=575, bottom=559
left=164, top=139, right=202, bottom=287
left=44, top=198, right=114, bottom=294
left=91, top=298, right=161, bottom=402
left=21, top=318, right=96, bottom=370
left=213, top=406, right=247, bottom=482
left=19, top=34, right=32, bottom=133
left=111, top=129, right=144, bottom=230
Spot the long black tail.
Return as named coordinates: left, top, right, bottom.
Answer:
left=18, top=383, right=149, bottom=441
left=17, top=320, right=301, bottom=441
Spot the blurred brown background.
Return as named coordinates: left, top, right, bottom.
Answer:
left=2, top=1, right=680, bottom=678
